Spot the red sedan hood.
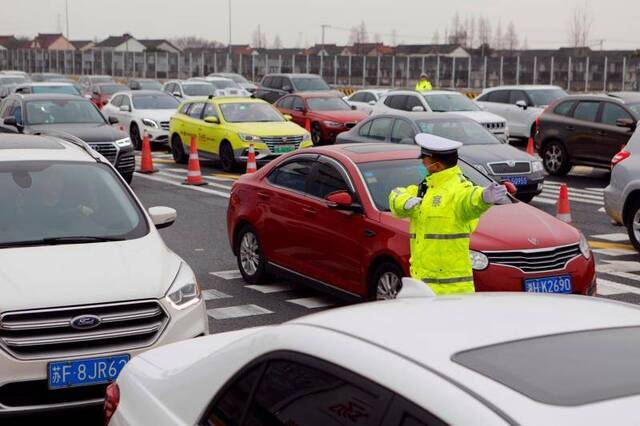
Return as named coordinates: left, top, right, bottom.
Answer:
left=382, top=202, right=580, bottom=251
left=313, top=110, right=368, bottom=123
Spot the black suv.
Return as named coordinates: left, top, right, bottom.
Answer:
left=0, top=93, right=135, bottom=183
left=537, top=94, right=640, bottom=176
left=254, top=73, right=331, bottom=104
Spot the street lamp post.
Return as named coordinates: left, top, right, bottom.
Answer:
left=227, top=0, right=232, bottom=72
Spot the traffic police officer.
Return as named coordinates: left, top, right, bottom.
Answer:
left=415, top=73, right=433, bottom=91
left=389, top=134, right=509, bottom=295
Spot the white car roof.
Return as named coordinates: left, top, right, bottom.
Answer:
left=481, top=85, right=564, bottom=93
left=19, top=82, right=74, bottom=87
left=0, top=134, right=97, bottom=163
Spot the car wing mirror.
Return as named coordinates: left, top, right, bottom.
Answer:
left=108, top=116, right=119, bottom=125
left=149, top=206, right=177, bottom=229
left=351, top=105, right=357, bottom=110
left=616, top=118, right=636, bottom=130
left=119, top=105, right=131, bottom=112
left=172, top=91, right=182, bottom=98
left=203, top=116, right=219, bottom=124
left=368, top=100, right=377, bottom=106
left=326, top=191, right=361, bottom=212
left=283, top=114, right=293, bottom=121
left=500, top=180, right=518, bottom=195
left=411, top=106, right=426, bottom=112
left=515, top=100, right=528, bottom=109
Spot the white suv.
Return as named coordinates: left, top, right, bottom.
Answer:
left=0, top=133, right=208, bottom=414
left=372, top=90, right=509, bottom=142
left=475, top=85, right=568, bottom=139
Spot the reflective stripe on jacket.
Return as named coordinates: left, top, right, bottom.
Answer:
left=415, top=80, right=433, bottom=91
left=389, top=166, right=491, bottom=295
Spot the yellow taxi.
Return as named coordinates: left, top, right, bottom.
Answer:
left=169, top=96, right=313, bottom=171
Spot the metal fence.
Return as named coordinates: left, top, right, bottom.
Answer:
left=1, top=49, right=638, bottom=92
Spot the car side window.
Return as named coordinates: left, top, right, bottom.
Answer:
left=509, top=90, right=528, bottom=105
left=553, top=101, right=575, bottom=116
left=405, top=95, right=424, bottom=111
left=292, top=96, right=305, bottom=110
left=350, top=92, right=365, bottom=102
left=382, top=395, right=447, bottom=426
left=13, top=104, right=22, bottom=124
left=282, top=78, right=293, bottom=91
left=601, top=103, right=632, bottom=126
left=488, top=90, right=510, bottom=104
left=267, top=160, right=314, bottom=193
left=189, top=103, right=205, bottom=119
left=261, top=77, right=272, bottom=88
left=358, top=120, right=373, bottom=137
left=391, top=119, right=415, bottom=143
left=110, top=95, right=123, bottom=107
left=244, top=358, right=391, bottom=426
left=203, top=103, right=218, bottom=119
left=573, top=101, right=600, bottom=122
left=387, top=95, right=407, bottom=111
left=271, top=77, right=283, bottom=90
left=308, top=161, right=350, bottom=199
left=277, top=96, right=294, bottom=110
left=203, top=364, right=263, bottom=426
left=121, top=96, right=132, bottom=110
left=0, top=100, right=14, bottom=118
left=368, top=117, right=393, bottom=140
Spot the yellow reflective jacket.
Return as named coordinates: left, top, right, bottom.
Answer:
left=415, top=80, right=433, bottom=91
left=389, top=166, right=491, bottom=295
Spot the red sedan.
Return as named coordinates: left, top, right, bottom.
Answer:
left=275, top=92, right=368, bottom=145
left=87, top=82, right=128, bottom=109
left=227, top=143, right=596, bottom=300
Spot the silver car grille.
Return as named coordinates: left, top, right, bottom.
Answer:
left=0, top=300, right=169, bottom=360
left=88, top=142, right=117, bottom=164
left=483, top=122, right=505, bottom=130
left=485, top=244, right=582, bottom=273
left=160, top=121, right=170, bottom=130
left=116, top=153, right=135, bottom=171
left=488, top=161, right=532, bottom=175
left=261, top=135, right=303, bottom=151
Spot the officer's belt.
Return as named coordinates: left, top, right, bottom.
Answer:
left=423, top=233, right=470, bottom=240
left=422, top=276, right=473, bottom=285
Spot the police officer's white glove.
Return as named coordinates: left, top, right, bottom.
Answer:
left=482, top=183, right=508, bottom=204
left=404, top=197, right=422, bottom=210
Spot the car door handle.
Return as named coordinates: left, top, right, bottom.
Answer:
left=257, top=191, right=270, bottom=199
left=565, top=125, right=575, bottom=131
left=364, top=229, right=376, bottom=238
left=302, top=207, right=317, bottom=215
left=593, top=130, right=605, bottom=136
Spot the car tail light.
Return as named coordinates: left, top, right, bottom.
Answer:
left=611, top=150, right=630, bottom=168
left=104, top=382, right=120, bottom=426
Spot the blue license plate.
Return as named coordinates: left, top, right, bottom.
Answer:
left=504, top=176, right=528, bottom=186
left=48, top=354, right=129, bottom=389
left=524, top=275, right=572, bottom=293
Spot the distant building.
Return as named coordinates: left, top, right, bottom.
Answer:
left=95, top=33, right=145, bottom=53
left=30, top=33, right=75, bottom=50
left=70, top=40, right=96, bottom=51
left=139, top=39, right=181, bottom=54
left=395, top=44, right=470, bottom=58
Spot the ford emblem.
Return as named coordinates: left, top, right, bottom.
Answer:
left=70, top=314, right=102, bottom=330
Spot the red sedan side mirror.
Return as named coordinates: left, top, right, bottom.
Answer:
left=501, top=181, right=518, bottom=195
left=326, top=191, right=353, bottom=207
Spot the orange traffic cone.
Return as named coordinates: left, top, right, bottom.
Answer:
left=526, top=137, right=535, bottom=156
left=183, top=136, right=208, bottom=186
left=138, top=132, right=158, bottom=174
left=304, top=118, right=311, bottom=132
left=246, top=143, right=257, bottom=174
left=556, top=184, right=572, bottom=223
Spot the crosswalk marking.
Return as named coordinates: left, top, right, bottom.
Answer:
left=135, top=172, right=231, bottom=198
left=202, top=289, right=232, bottom=300
left=207, top=304, right=273, bottom=320
left=593, top=248, right=637, bottom=257
left=592, top=233, right=629, bottom=242
left=541, top=187, right=603, bottom=201
left=597, top=279, right=640, bottom=296
left=287, top=297, right=335, bottom=309
left=158, top=170, right=233, bottom=190
left=246, top=283, right=296, bottom=294
left=210, top=270, right=243, bottom=280
left=531, top=197, right=557, bottom=206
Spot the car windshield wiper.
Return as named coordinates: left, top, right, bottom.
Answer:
left=0, top=236, right=125, bottom=248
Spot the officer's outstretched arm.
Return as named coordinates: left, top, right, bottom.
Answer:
left=388, top=185, right=420, bottom=218
left=454, top=182, right=492, bottom=222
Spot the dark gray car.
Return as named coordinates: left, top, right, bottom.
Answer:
left=337, top=111, right=544, bottom=202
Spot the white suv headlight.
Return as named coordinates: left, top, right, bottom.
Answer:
left=238, top=133, right=261, bottom=142
left=142, top=118, right=159, bottom=128
left=302, top=132, right=311, bottom=141
left=165, top=262, right=201, bottom=310
left=115, top=137, right=131, bottom=147
left=532, top=161, right=544, bottom=173
left=579, top=233, right=592, bottom=259
left=470, top=250, right=489, bottom=270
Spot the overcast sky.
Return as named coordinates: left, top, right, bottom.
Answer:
left=1, top=0, right=637, bottom=50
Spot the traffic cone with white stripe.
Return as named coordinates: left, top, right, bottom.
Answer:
left=183, top=136, right=208, bottom=186
left=138, top=132, right=158, bottom=174
left=246, top=143, right=257, bottom=174
left=556, top=184, right=572, bottom=223
left=526, top=137, right=535, bottom=156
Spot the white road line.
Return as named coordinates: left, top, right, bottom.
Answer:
left=246, top=283, right=295, bottom=294
left=135, top=172, right=231, bottom=198
left=287, top=297, right=335, bottom=309
left=531, top=197, right=557, bottom=206
left=597, top=279, right=640, bottom=296
left=592, top=233, right=630, bottom=242
left=158, top=171, right=233, bottom=191
left=541, top=187, right=603, bottom=200
left=598, top=207, right=605, bottom=213
left=586, top=187, right=606, bottom=193
left=534, top=194, right=602, bottom=206
left=210, top=270, right=243, bottom=280
left=207, top=304, right=273, bottom=320
left=592, top=248, right=637, bottom=257
left=202, top=289, right=232, bottom=300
